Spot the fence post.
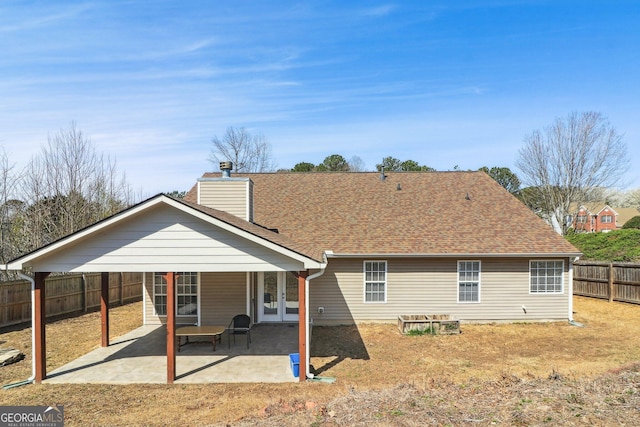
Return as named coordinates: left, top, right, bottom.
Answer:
left=120, top=272, right=124, bottom=306
left=608, top=263, right=614, bottom=303
left=82, top=274, right=88, bottom=312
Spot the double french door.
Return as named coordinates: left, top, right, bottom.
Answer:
left=258, top=271, right=299, bottom=322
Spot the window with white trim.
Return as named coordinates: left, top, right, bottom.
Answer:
left=153, top=273, right=167, bottom=316
left=176, top=272, right=198, bottom=316
left=364, top=261, right=387, bottom=303
left=529, top=261, right=563, bottom=294
left=458, top=261, right=480, bottom=302
left=153, top=272, right=199, bottom=316
left=601, top=215, right=613, bottom=224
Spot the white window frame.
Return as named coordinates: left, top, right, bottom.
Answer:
left=601, top=215, right=613, bottom=224
left=176, top=272, right=199, bottom=317
left=153, top=272, right=200, bottom=317
left=529, top=260, right=564, bottom=294
left=364, top=260, right=387, bottom=303
left=153, top=273, right=167, bottom=316
left=457, top=260, right=481, bottom=303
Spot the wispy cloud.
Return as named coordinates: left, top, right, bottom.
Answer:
left=361, top=4, right=397, bottom=17
left=0, top=0, right=639, bottom=194
left=0, top=3, right=94, bottom=33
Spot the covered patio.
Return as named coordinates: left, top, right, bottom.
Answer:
left=4, top=195, right=326, bottom=384
left=45, top=323, right=300, bottom=384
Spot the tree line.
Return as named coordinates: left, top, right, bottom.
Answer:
left=212, top=111, right=632, bottom=237
left=0, top=110, right=631, bottom=277
left=0, top=123, right=136, bottom=278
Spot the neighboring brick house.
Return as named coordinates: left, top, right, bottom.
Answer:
left=571, top=203, right=640, bottom=233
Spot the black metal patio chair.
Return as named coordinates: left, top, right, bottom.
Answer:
left=227, top=314, right=251, bottom=349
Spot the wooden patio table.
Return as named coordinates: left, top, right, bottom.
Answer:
left=176, top=325, right=226, bottom=352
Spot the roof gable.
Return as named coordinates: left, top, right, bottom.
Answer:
left=8, top=195, right=323, bottom=272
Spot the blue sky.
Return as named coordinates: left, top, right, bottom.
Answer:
left=1, top=1, right=639, bottom=195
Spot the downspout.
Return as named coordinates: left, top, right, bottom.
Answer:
left=2, top=273, right=36, bottom=389
left=568, top=257, right=575, bottom=321
left=305, top=261, right=326, bottom=380
left=568, top=256, right=584, bottom=327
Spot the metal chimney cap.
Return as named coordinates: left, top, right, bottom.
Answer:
left=220, top=161, right=233, bottom=178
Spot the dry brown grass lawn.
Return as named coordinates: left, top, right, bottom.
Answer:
left=0, top=296, right=639, bottom=426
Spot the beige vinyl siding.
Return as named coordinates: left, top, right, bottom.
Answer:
left=32, top=204, right=305, bottom=272
left=309, top=257, right=570, bottom=325
left=198, top=179, right=252, bottom=221
left=143, top=272, right=198, bottom=326
left=200, top=272, right=247, bottom=326
left=144, top=272, right=158, bottom=325
left=144, top=272, right=246, bottom=325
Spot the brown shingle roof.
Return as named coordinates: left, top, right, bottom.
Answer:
left=615, top=207, right=640, bottom=227
left=186, top=171, right=580, bottom=256
left=175, top=197, right=324, bottom=262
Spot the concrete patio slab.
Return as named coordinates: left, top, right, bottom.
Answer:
left=45, top=323, right=300, bottom=384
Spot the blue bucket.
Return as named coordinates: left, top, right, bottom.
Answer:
left=289, top=353, right=300, bottom=378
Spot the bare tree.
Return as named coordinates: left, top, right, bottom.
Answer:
left=0, top=148, right=21, bottom=277
left=516, top=111, right=629, bottom=235
left=209, top=126, right=276, bottom=172
left=624, top=189, right=640, bottom=209
left=348, top=156, right=366, bottom=172
left=19, top=122, right=134, bottom=251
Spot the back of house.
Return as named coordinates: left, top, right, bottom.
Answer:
left=184, top=169, right=581, bottom=325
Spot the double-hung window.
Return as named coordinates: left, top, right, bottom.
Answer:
left=153, top=273, right=168, bottom=316
left=364, top=261, right=387, bottom=303
left=153, top=272, right=199, bottom=316
left=458, top=261, right=480, bottom=302
left=529, top=261, right=563, bottom=294
left=176, top=272, right=198, bottom=316
left=601, top=215, right=613, bottom=224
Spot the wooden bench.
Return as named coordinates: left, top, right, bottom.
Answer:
left=176, top=325, right=226, bottom=352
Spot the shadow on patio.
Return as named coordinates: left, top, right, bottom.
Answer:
left=45, top=323, right=300, bottom=384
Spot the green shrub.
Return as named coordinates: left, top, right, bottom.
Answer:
left=622, top=215, right=640, bottom=229
left=565, top=229, right=640, bottom=262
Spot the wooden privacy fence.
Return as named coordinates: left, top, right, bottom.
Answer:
left=573, top=261, right=640, bottom=304
left=0, top=272, right=143, bottom=328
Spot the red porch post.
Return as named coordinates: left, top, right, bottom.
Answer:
left=297, top=271, right=309, bottom=382
left=100, top=272, right=110, bottom=347
left=34, top=272, right=50, bottom=383
left=164, top=272, right=176, bottom=384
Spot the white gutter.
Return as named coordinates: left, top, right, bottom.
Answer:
left=245, top=272, right=251, bottom=321
left=21, top=273, right=36, bottom=384
left=327, top=252, right=583, bottom=258
left=305, top=263, right=326, bottom=379
left=568, top=256, right=579, bottom=321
